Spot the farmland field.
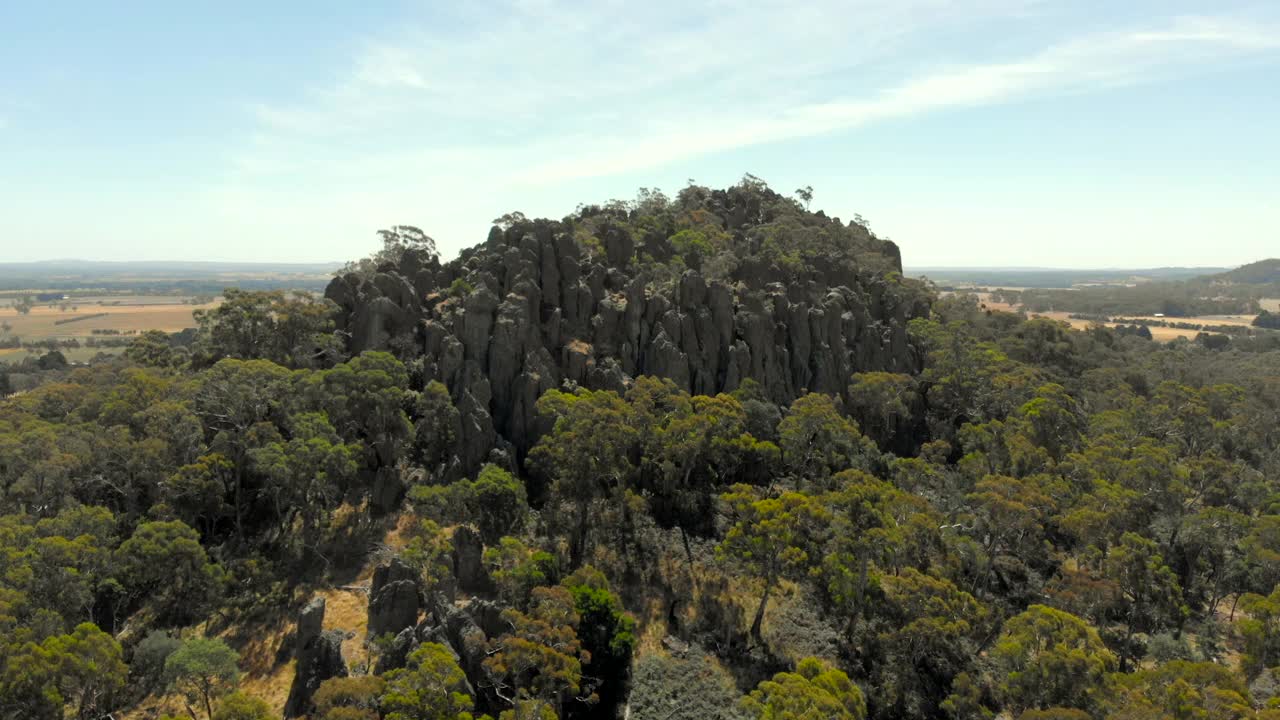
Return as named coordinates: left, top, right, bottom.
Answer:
left=0, top=296, right=218, bottom=363
left=2, top=299, right=216, bottom=340
left=948, top=290, right=1265, bottom=342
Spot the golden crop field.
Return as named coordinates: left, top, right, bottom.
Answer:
left=0, top=298, right=220, bottom=365
left=1026, top=311, right=1257, bottom=342
left=2, top=300, right=216, bottom=340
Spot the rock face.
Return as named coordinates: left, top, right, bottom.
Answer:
left=284, top=598, right=348, bottom=717
left=368, top=558, right=421, bottom=640
left=328, top=190, right=929, bottom=476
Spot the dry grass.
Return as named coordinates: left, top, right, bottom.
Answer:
left=2, top=300, right=216, bottom=340
left=1260, top=298, right=1280, bottom=313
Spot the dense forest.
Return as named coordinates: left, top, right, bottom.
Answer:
left=4, top=179, right=1280, bottom=720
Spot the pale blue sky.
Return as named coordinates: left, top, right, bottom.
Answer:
left=1, top=1, right=1278, bottom=267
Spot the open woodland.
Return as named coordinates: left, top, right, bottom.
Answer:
left=3, top=181, right=1280, bottom=720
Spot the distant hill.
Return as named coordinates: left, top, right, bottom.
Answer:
left=1212, top=258, right=1280, bottom=285
left=919, top=260, right=1280, bottom=318
left=907, top=266, right=1228, bottom=289
left=0, top=260, right=343, bottom=293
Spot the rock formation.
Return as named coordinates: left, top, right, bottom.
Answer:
left=327, top=185, right=929, bottom=476
left=367, top=558, right=421, bottom=640
left=284, top=597, right=348, bottom=717
left=451, top=525, right=491, bottom=594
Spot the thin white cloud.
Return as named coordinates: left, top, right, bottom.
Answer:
left=497, top=15, right=1280, bottom=183
left=216, top=3, right=1280, bottom=257
left=239, top=7, right=1279, bottom=179
left=246, top=0, right=1038, bottom=140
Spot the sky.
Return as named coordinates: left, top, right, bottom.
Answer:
left=1, top=1, right=1278, bottom=268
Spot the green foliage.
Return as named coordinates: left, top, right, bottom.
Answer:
left=343, top=225, right=439, bottom=278
left=778, top=393, right=877, bottom=483
left=305, top=351, right=413, bottom=468
left=249, top=411, right=358, bottom=552
left=314, top=675, right=385, bottom=720
left=562, top=567, right=635, bottom=711
left=1099, top=660, right=1252, bottom=719
left=668, top=229, right=715, bottom=270
left=133, top=630, right=181, bottom=692
left=192, top=288, right=338, bottom=368
left=628, top=378, right=779, bottom=539
left=1255, top=309, right=1280, bottom=330
left=126, top=329, right=184, bottom=368
left=5, top=184, right=1280, bottom=720
left=869, top=569, right=987, bottom=716
left=381, top=643, right=475, bottom=720
left=412, top=380, right=460, bottom=475
left=1103, top=532, right=1188, bottom=667
left=486, top=537, right=559, bottom=609
left=212, top=691, right=274, bottom=720
left=117, top=520, right=223, bottom=625
left=718, top=485, right=826, bottom=639
left=484, top=586, right=588, bottom=714
left=164, top=636, right=240, bottom=720
left=847, top=372, right=916, bottom=449
left=0, top=622, right=127, bottom=720
left=1239, top=585, right=1280, bottom=679
left=411, top=464, right=527, bottom=544
left=992, top=605, right=1116, bottom=713
left=529, top=387, right=639, bottom=567
left=818, top=470, right=917, bottom=622
left=401, top=519, right=454, bottom=591
left=448, top=278, right=475, bottom=298
left=740, top=657, right=866, bottom=720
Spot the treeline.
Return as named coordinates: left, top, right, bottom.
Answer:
left=1256, top=310, right=1280, bottom=330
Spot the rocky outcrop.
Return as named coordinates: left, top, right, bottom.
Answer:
left=328, top=192, right=928, bottom=476
left=284, top=598, right=348, bottom=717
left=451, top=526, right=491, bottom=594
left=365, top=592, right=499, bottom=705
left=368, top=558, right=421, bottom=640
